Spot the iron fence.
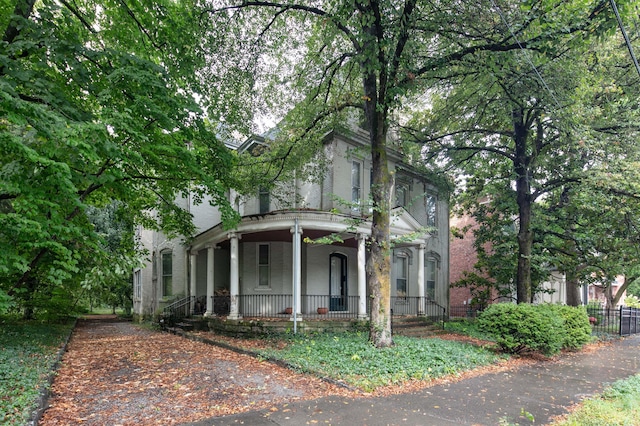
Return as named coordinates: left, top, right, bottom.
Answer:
left=449, top=305, right=484, bottom=319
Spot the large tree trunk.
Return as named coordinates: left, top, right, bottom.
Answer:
left=361, top=1, right=393, bottom=348
left=565, top=269, right=582, bottom=306
left=367, top=125, right=393, bottom=347
left=513, top=109, right=533, bottom=303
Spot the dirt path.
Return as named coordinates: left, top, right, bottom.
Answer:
left=39, top=318, right=354, bottom=425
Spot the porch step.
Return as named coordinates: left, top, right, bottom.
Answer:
left=174, top=321, right=194, bottom=331
left=392, top=318, right=446, bottom=338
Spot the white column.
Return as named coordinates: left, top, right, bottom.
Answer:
left=204, top=245, right=215, bottom=317
left=290, top=222, right=303, bottom=318
left=189, top=252, right=197, bottom=314
left=357, top=233, right=368, bottom=319
left=228, top=232, right=241, bottom=320
left=417, top=243, right=425, bottom=316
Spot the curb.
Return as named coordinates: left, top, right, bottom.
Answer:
left=26, top=318, right=77, bottom=426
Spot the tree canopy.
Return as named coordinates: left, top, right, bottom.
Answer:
left=412, top=8, right=640, bottom=305
left=195, top=0, right=628, bottom=344
left=0, top=0, right=237, bottom=317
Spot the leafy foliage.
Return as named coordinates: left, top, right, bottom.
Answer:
left=478, top=303, right=564, bottom=355
left=0, top=0, right=238, bottom=317
left=540, top=304, right=592, bottom=350
left=0, top=318, right=73, bottom=425
left=255, top=332, right=501, bottom=392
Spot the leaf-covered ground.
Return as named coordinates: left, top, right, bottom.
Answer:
left=39, top=318, right=355, bottom=425
left=40, top=317, right=556, bottom=425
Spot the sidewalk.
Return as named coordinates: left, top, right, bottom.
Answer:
left=183, top=335, right=640, bottom=426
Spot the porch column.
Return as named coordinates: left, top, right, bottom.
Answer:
left=228, top=232, right=241, bottom=320
left=417, top=243, right=425, bottom=316
left=357, top=233, right=368, bottom=319
left=290, top=222, right=303, bottom=317
left=189, top=252, right=197, bottom=314
left=204, top=245, right=215, bottom=317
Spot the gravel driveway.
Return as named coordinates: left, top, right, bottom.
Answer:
left=39, top=317, right=353, bottom=425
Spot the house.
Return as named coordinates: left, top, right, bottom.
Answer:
left=132, top=128, right=449, bottom=326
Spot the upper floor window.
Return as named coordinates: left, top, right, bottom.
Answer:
left=259, top=187, right=270, bottom=214
left=426, top=193, right=437, bottom=228
left=161, top=251, right=172, bottom=297
left=258, top=244, right=270, bottom=288
left=396, top=182, right=409, bottom=208
left=351, top=161, right=361, bottom=212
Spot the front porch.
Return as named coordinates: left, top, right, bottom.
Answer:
left=162, top=293, right=446, bottom=334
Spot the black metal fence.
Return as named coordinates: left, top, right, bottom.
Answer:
left=587, top=305, right=640, bottom=336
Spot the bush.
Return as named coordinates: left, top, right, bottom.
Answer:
left=478, top=303, right=564, bottom=355
left=540, top=304, right=592, bottom=350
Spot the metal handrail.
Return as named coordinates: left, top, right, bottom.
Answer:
left=161, top=296, right=194, bottom=328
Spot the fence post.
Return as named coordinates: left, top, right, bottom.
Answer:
left=619, top=305, right=623, bottom=336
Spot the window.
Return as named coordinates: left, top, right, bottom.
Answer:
left=426, top=193, right=437, bottom=228
left=259, top=187, right=270, bottom=214
left=161, top=251, right=172, bottom=297
left=258, top=244, right=270, bottom=288
left=396, top=182, right=409, bottom=208
left=351, top=161, right=361, bottom=212
left=396, top=254, right=408, bottom=298
left=426, top=259, right=436, bottom=300
left=134, top=269, right=141, bottom=300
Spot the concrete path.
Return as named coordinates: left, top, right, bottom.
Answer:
left=183, top=335, right=640, bottom=426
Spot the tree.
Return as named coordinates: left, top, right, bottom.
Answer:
left=409, top=5, right=633, bottom=303
left=1, top=0, right=238, bottom=318
left=197, top=0, right=618, bottom=345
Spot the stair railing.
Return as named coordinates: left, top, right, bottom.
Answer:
left=160, top=296, right=194, bottom=328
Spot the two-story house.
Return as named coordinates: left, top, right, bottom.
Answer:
left=133, top=128, right=449, bottom=324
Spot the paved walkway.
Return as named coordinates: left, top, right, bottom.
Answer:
left=183, top=335, right=640, bottom=426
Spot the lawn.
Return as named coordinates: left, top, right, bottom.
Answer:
left=253, top=331, right=503, bottom=392
left=0, top=318, right=74, bottom=426
left=551, top=374, right=640, bottom=426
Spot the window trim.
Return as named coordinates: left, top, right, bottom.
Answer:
left=256, top=243, right=271, bottom=289
left=394, top=250, right=411, bottom=300
left=426, top=258, right=437, bottom=300
left=161, top=250, right=173, bottom=298
left=425, top=192, right=438, bottom=229
left=351, top=161, right=362, bottom=212
left=259, top=187, right=270, bottom=214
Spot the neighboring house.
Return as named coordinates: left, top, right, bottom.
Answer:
left=449, top=211, right=626, bottom=310
left=133, top=128, right=449, bottom=322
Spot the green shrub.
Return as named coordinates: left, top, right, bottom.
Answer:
left=478, top=303, right=564, bottom=356
left=541, top=304, right=592, bottom=350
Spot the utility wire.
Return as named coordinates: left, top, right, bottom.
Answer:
left=609, top=0, right=640, bottom=79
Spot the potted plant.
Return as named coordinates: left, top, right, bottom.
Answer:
left=317, top=307, right=328, bottom=315
left=284, top=307, right=293, bottom=315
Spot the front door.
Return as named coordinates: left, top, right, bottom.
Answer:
left=329, top=253, right=348, bottom=311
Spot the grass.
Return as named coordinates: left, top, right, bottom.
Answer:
left=551, top=374, right=640, bottom=426
left=254, top=331, right=503, bottom=392
left=0, top=317, right=74, bottom=426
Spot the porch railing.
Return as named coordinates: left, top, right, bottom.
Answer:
left=214, top=294, right=446, bottom=323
